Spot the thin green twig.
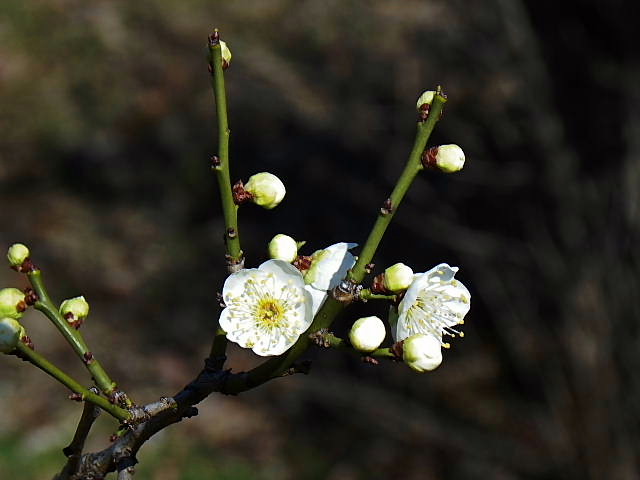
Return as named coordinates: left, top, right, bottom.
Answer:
left=348, top=93, right=447, bottom=283
left=208, top=30, right=243, bottom=267
left=27, top=270, right=122, bottom=400
left=14, top=341, right=130, bottom=422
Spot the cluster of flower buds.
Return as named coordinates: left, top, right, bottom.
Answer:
left=0, top=248, right=29, bottom=354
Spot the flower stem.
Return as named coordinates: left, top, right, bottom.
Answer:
left=27, top=270, right=124, bottom=402
left=348, top=93, right=447, bottom=284
left=359, top=289, right=397, bottom=302
left=208, top=31, right=243, bottom=268
left=14, top=340, right=130, bottom=422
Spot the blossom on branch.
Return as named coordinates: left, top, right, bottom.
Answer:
left=395, top=263, right=470, bottom=347
left=219, top=260, right=313, bottom=356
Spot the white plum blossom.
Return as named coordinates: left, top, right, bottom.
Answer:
left=303, top=242, right=357, bottom=315
left=395, top=263, right=470, bottom=347
left=219, top=259, right=313, bottom=356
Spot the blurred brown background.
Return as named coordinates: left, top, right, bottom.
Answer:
left=1, top=0, right=638, bottom=479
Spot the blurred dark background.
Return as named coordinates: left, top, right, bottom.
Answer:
left=1, top=1, right=638, bottom=479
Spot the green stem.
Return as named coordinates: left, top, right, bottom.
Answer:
left=208, top=32, right=242, bottom=265
left=359, top=289, right=397, bottom=302
left=14, top=341, right=130, bottom=422
left=369, top=347, right=396, bottom=359
left=27, top=270, right=120, bottom=399
left=348, top=94, right=447, bottom=283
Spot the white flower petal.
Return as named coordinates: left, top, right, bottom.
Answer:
left=259, top=259, right=305, bottom=285
left=305, top=242, right=357, bottom=290
left=305, top=286, right=328, bottom=317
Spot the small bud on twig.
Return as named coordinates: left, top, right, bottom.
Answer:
left=349, top=316, right=386, bottom=352
left=422, top=144, right=465, bottom=173
left=7, top=243, right=30, bottom=269
left=0, top=317, right=24, bottom=353
left=0, top=288, right=27, bottom=319
left=268, top=234, right=298, bottom=263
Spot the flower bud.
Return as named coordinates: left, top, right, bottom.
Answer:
left=383, top=263, right=414, bottom=292
left=220, top=40, right=232, bottom=68
left=60, top=296, right=90, bottom=322
left=423, top=144, right=465, bottom=173
left=0, top=317, right=24, bottom=353
left=268, top=234, right=298, bottom=263
left=244, top=172, right=286, bottom=209
left=0, top=288, right=27, bottom=319
left=7, top=243, right=30, bottom=267
left=403, top=334, right=443, bottom=372
left=416, top=90, right=435, bottom=111
left=349, top=316, right=386, bottom=352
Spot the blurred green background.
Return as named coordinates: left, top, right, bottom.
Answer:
left=1, top=0, right=638, bottom=478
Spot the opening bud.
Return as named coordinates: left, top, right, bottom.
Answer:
left=402, top=334, right=443, bottom=372
left=220, top=40, right=232, bottom=68
left=0, top=317, right=24, bottom=353
left=0, top=288, right=27, bottom=319
left=268, top=234, right=298, bottom=263
left=7, top=243, right=30, bottom=268
left=244, top=172, right=286, bottom=209
left=422, top=144, right=465, bottom=173
left=416, top=90, right=436, bottom=111
left=60, top=296, right=90, bottom=323
left=349, top=316, right=386, bottom=353
left=383, top=263, right=414, bottom=293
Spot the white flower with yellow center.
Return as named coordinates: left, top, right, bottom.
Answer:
left=303, top=242, right=357, bottom=315
left=396, top=263, right=470, bottom=347
left=219, top=259, right=313, bottom=356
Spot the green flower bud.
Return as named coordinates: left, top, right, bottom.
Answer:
left=244, top=172, right=286, bottom=209
left=383, top=263, right=414, bottom=292
left=268, top=234, right=298, bottom=263
left=423, top=144, right=465, bottom=173
left=220, top=40, right=232, bottom=68
left=7, top=243, right=30, bottom=267
left=0, top=317, right=24, bottom=353
left=60, top=296, right=90, bottom=322
left=416, top=90, right=435, bottom=111
left=0, top=288, right=27, bottom=319
left=403, top=334, right=442, bottom=372
left=349, top=316, right=386, bottom=352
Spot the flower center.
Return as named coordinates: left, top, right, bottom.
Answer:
left=256, top=298, right=285, bottom=328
